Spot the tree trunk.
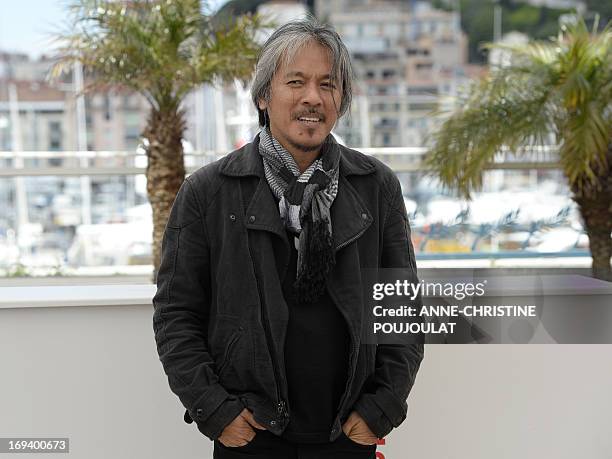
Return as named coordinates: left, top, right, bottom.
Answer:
left=571, top=143, right=612, bottom=282
left=143, top=108, right=186, bottom=283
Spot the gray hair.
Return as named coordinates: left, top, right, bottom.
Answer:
left=251, top=17, right=354, bottom=127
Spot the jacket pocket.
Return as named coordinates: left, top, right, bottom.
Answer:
left=216, top=328, right=244, bottom=377
left=340, top=430, right=377, bottom=449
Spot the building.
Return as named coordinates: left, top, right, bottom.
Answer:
left=0, top=52, right=150, bottom=153
left=0, top=79, right=69, bottom=152
left=0, top=52, right=150, bottom=235
left=316, top=0, right=477, bottom=147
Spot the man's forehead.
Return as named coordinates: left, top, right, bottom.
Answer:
left=275, top=42, right=338, bottom=80
left=283, top=70, right=334, bottom=79
left=276, top=59, right=339, bottom=81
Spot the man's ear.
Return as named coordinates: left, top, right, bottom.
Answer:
left=257, top=99, right=268, bottom=110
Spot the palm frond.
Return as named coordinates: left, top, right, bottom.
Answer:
left=180, top=13, right=268, bottom=98
left=426, top=63, right=557, bottom=197
left=48, top=0, right=264, bottom=111
left=554, top=17, right=612, bottom=189
left=427, top=15, right=612, bottom=198
left=484, top=40, right=558, bottom=67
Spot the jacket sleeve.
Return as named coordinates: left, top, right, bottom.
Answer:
left=152, top=177, right=245, bottom=441
left=352, top=174, right=424, bottom=439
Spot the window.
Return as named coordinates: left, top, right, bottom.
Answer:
left=380, top=118, right=398, bottom=127
left=408, top=103, right=437, bottom=111
left=124, top=111, right=142, bottom=151
left=104, top=94, right=112, bottom=121
left=407, top=86, right=438, bottom=95
left=48, top=121, right=62, bottom=151
left=416, top=62, right=433, bottom=71
left=407, top=48, right=429, bottom=56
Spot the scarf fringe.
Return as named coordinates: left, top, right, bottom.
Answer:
left=294, top=217, right=336, bottom=304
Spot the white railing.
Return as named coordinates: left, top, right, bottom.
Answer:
left=0, top=145, right=562, bottom=176
left=0, top=145, right=583, bottom=279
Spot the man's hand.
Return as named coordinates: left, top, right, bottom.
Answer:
left=217, top=408, right=267, bottom=447
left=341, top=411, right=378, bottom=445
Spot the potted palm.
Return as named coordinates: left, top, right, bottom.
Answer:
left=49, top=0, right=264, bottom=279
left=426, top=17, right=611, bottom=280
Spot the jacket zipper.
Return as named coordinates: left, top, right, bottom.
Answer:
left=336, top=226, right=369, bottom=252
left=327, top=283, right=357, bottom=419
left=247, top=243, right=287, bottom=421
left=329, top=224, right=370, bottom=418
left=259, top=280, right=287, bottom=419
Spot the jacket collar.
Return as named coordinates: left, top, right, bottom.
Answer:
left=219, top=131, right=376, bottom=178
left=220, top=131, right=375, bottom=251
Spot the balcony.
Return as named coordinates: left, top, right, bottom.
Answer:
left=0, top=146, right=595, bottom=280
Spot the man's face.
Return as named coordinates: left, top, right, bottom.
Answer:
left=258, top=40, right=342, bottom=154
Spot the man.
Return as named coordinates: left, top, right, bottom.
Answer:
left=153, top=18, right=424, bottom=459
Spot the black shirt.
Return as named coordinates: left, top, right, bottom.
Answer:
left=280, top=230, right=350, bottom=443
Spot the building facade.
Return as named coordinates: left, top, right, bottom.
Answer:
left=316, top=0, right=478, bottom=147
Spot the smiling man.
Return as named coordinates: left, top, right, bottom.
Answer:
left=153, top=18, right=424, bottom=459
left=258, top=39, right=340, bottom=173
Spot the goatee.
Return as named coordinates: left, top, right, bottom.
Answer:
left=287, top=138, right=322, bottom=153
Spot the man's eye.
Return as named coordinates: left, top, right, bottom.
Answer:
left=288, top=80, right=303, bottom=85
left=322, top=82, right=337, bottom=89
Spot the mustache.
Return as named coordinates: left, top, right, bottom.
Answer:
left=293, top=111, right=325, bottom=121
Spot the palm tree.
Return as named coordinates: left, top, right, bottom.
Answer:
left=49, top=0, right=264, bottom=279
left=425, top=17, right=612, bottom=281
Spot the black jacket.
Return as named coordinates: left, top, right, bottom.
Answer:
left=152, top=133, right=424, bottom=442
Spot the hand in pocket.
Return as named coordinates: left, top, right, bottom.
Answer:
left=218, top=408, right=267, bottom=447
left=341, top=411, right=378, bottom=445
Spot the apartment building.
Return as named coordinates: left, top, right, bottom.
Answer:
left=316, top=0, right=476, bottom=147
left=0, top=52, right=150, bottom=231
left=0, top=52, right=149, bottom=154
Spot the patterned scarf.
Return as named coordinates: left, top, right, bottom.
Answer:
left=258, top=127, right=340, bottom=303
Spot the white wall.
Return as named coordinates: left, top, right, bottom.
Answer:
left=0, top=286, right=611, bottom=459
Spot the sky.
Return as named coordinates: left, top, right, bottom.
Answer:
left=0, top=0, right=227, bottom=59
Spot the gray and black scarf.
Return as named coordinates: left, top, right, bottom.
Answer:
left=258, top=127, right=340, bottom=303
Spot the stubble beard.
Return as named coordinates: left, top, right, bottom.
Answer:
left=287, top=137, right=322, bottom=153
left=287, top=125, right=330, bottom=154
left=288, top=111, right=329, bottom=153
left=269, top=116, right=329, bottom=154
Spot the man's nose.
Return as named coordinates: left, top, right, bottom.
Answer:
left=300, top=81, right=323, bottom=106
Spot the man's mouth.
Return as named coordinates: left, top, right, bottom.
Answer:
left=297, top=116, right=322, bottom=124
